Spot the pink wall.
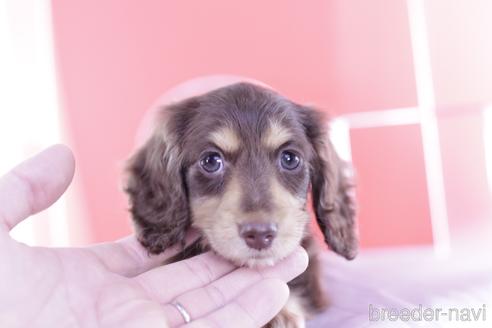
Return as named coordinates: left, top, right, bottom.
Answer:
left=351, top=125, right=433, bottom=247
left=51, top=0, right=419, bottom=244
left=51, top=1, right=491, bottom=249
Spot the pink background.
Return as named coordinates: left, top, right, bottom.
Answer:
left=51, top=0, right=492, bottom=249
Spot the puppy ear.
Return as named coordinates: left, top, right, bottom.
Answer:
left=125, top=114, right=190, bottom=254
left=300, top=107, right=358, bottom=260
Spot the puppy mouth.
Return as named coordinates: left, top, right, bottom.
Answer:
left=218, top=240, right=279, bottom=266
left=247, top=252, right=279, bottom=267
left=246, top=249, right=275, bottom=262
left=212, top=236, right=294, bottom=268
left=194, top=231, right=280, bottom=267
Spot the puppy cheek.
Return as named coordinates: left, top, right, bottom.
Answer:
left=189, top=197, right=220, bottom=238
left=273, top=209, right=310, bottom=258
left=269, top=179, right=310, bottom=261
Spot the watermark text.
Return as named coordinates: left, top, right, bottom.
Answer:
left=369, top=304, right=487, bottom=322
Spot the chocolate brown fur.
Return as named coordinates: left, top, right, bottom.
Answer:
left=125, top=82, right=357, bottom=326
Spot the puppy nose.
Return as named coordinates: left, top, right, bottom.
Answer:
left=239, top=223, right=277, bottom=250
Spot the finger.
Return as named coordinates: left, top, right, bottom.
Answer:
left=161, top=247, right=308, bottom=326
left=0, top=145, right=75, bottom=232
left=87, top=230, right=200, bottom=277
left=135, top=251, right=236, bottom=304
left=184, top=279, right=289, bottom=328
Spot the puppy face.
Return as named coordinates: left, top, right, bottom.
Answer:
left=126, top=83, right=357, bottom=267
left=186, top=115, right=313, bottom=266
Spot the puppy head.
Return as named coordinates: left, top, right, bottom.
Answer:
left=126, top=82, right=357, bottom=266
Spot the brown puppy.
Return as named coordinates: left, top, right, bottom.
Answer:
left=125, top=82, right=358, bottom=327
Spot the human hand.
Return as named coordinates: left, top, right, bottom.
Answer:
left=0, top=145, right=308, bottom=328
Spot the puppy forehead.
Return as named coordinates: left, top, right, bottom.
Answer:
left=185, top=116, right=308, bottom=165
left=202, top=115, right=297, bottom=155
left=209, top=126, right=241, bottom=153
left=262, top=119, right=293, bottom=149
left=171, top=84, right=309, bottom=156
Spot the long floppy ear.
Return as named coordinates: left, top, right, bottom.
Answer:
left=125, top=113, right=190, bottom=254
left=300, top=106, right=358, bottom=260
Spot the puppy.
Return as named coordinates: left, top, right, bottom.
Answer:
left=125, top=82, right=358, bottom=327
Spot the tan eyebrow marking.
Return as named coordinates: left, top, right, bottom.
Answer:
left=209, top=126, right=241, bottom=152
left=262, top=120, right=293, bottom=149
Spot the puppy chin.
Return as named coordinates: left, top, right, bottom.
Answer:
left=244, top=257, right=276, bottom=268
left=212, top=248, right=279, bottom=268
left=216, top=247, right=291, bottom=269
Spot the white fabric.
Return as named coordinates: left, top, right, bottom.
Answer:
left=308, top=247, right=492, bottom=327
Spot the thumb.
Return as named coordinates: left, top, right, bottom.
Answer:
left=0, top=144, right=75, bottom=232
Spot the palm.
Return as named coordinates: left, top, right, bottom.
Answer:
left=2, top=234, right=165, bottom=327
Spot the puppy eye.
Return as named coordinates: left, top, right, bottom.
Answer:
left=280, top=150, right=301, bottom=170
left=200, top=152, right=223, bottom=173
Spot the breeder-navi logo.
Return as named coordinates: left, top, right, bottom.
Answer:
left=369, top=304, right=487, bottom=322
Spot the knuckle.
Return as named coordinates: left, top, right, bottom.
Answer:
left=185, top=256, right=216, bottom=285
left=205, top=283, right=227, bottom=308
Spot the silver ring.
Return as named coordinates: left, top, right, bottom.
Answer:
left=172, top=301, right=191, bottom=324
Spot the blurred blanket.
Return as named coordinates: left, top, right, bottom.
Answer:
left=308, top=247, right=492, bottom=327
